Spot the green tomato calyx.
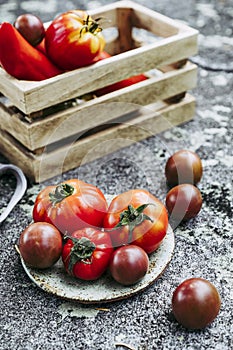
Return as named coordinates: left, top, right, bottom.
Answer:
left=66, top=236, right=96, bottom=273
left=49, top=183, right=74, bottom=205
left=115, top=203, right=154, bottom=243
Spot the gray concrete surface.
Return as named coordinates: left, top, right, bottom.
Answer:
left=0, top=1, right=232, bottom=349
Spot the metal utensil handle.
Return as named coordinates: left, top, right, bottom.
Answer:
left=0, top=164, right=27, bottom=223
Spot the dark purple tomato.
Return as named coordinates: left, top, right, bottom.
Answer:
left=172, top=278, right=221, bottom=329
left=165, top=150, right=203, bottom=187
left=166, top=183, right=202, bottom=221
left=14, top=13, right=45, bottom=46
left=18, top=222, right=62, bottom=269
left=109, top=245, right=149, bottom=286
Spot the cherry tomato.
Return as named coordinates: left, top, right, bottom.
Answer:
left=14, top=13, right=45, bottom=46
left=165, top=150, right=203, bottom=187
left=109, top=245, right=149, bottom=286
left=172, top=278, right=221, bottom=329
left=45, top=10, right=105, bottom=70
left=103, top=189, right=168, bottom=253
left=166, top=184, right=202, bottom=221
left=33, top=179, right=108, bottom=235
left=62, top=227, right=113, bottom=281
left=18, top=222, right=62, bottom=269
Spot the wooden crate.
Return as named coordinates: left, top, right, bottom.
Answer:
left=0, top=0, right=198, bottom=183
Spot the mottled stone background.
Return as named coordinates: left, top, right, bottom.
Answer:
left=0, top=1, right=232, bottom=350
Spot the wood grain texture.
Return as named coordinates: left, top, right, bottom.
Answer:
left=0, top=94, right=195, bottom=183
left=0, top=62, right=197, bottom=150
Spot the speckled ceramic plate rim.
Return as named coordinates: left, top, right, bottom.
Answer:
left=20, top=224, right=175, bottom=304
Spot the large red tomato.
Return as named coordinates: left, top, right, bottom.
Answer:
left=62, top=227, right=113, bottom=280
left=33, top=179, right=108, bottom=234
left=45, top=10, right=105, bottom=70
left=103, top=189, right=168, bottom=254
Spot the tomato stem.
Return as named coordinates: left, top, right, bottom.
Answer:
left=79, top=15, right=103, bottom=36
left=49, top=183, right=74, bottom=205
left=66, top=236, right=96, bottom=273
left=114, top=203, right=154, bottom=244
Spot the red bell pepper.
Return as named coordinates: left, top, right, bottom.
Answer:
left=0, top=22, right=63, bottom=81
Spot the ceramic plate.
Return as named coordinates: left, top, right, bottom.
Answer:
left=20, top=224, right=174, bottom=303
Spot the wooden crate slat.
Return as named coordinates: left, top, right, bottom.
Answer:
left=90, top=1, right=189, bottom=37
left=1, top=31, right=197, bottom=115
left=0, top=62, right=197, bottom=150
left=0, top=94, right=195, bottom=183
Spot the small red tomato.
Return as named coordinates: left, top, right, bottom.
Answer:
left=172, top=278, right=221, bottom=329
left=165, top=150, right=203, bottom=187
left=14, top=13, right=45, bottom=46
left=62, top=227, right=113, bottom=281
left=109, top=245, right=149, bottom=286
left=18, top=222, right=63, bottom=269
left=166, top=184, right=202, bottom=221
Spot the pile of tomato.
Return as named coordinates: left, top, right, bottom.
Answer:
left=17, top=149, right=221, bottom=330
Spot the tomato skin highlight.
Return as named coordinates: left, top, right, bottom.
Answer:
left=109, top=245, right=149, bottom=286
left=45, top=10, right=105, bottom=70
left=103, top=189, right=168, bottom=253
left=18, top=222, right=63, bottom=269
left=32, top=179, right=108, bottom=235
left=165, top=150, right=203, bottom=187
left=172, top=278, right=221, bottom=329
left=62, top=227, right=113, bottom=281
left=166, top=183, right=202, bottom=221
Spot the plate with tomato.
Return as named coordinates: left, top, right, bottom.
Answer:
left=19, top=224, right=174, bottom=303
left=17, top=179, right=175, bottom=303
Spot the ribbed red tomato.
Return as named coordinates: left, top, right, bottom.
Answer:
left=45, top=10, right=105, bottom=70
left=103, top=189, right=168, bottom=254
left=33, top=179, right=108, bottom=234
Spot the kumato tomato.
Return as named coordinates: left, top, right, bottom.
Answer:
left=172, top=278, right=221, bottom=329
left=166, top=184, right=202, bottom=221
left=14, top=13, right=45, bottom=46
left=165, top=150, right=203, bottom=187
left=18, top=222, right=62, bottom=269
left=109, top=245, right=149, bottom=286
